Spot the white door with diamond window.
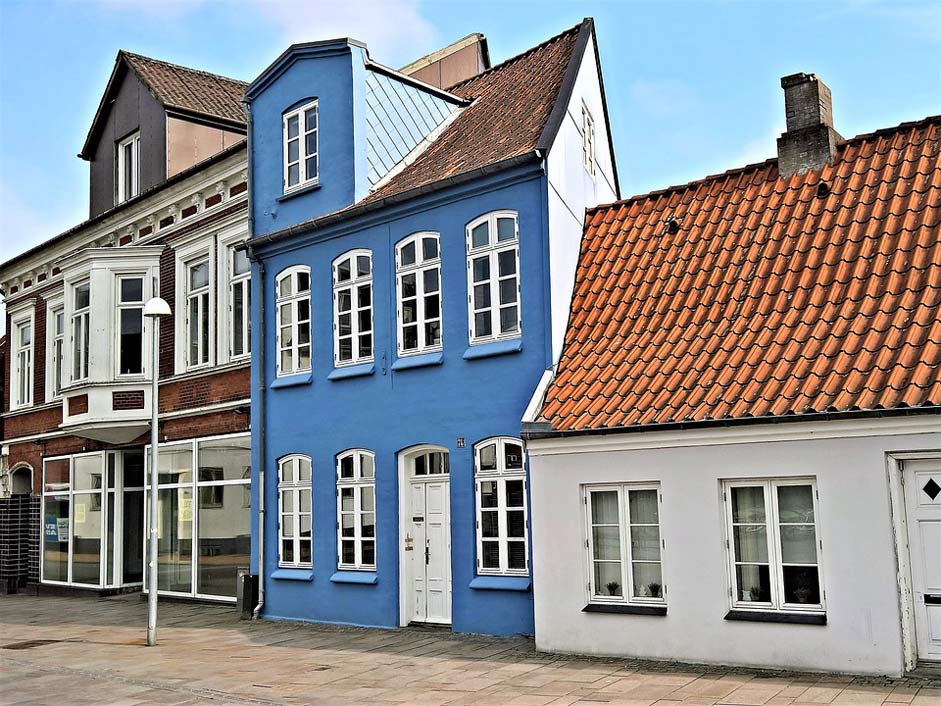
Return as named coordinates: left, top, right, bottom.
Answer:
left=904, top=458, right=941, bottom=661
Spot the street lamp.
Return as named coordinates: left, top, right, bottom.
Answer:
left=143, top=296, right=171, bottom=647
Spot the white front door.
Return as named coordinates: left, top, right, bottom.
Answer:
left=409, top=479, right=451, bottom=624
left=904, top=459, right=941, bottom=661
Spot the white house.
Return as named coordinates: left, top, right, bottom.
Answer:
left=523, top=73, right=941, bottom=676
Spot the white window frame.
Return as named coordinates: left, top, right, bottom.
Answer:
left=395, top=232, right=442, bottom=357
left=11, top=309, right=34, bottom=409
left=332, top=249, right=373, bottom=367
left=117, top=131, right=140, bottom=204
left=283, top=100, right=319, bottom=193
left=183, top=255, right=213, bottom=370
left=277, top=455, right=312, bottom=569
left=336, top=449, right=376, bottom=571
left=722, top=477, right=824, bottom=614
left=275, top=265, right=312, bottom=377
left=226, top=242, right=251, bottom=362
left=465, top=211, right=521, bottom=345
left=474, top=437, right=529, bottom=577
left=583, top=483, right=666, bottom=606
left=582, top=102, right=596, bottom=177
left=115, top=274, right=146, bottom=377
left=46, top=297, right=65, bottom=401
left=70, top=280, right=91, bottom=383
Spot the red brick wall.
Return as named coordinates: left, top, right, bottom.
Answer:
left=112, top=390, right=145, bottom=410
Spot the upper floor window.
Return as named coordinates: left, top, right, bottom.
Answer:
left=185, top=258, right=212, bottom=368
left=71, top=282, right=90, bottom=382
left=12, top=313, right=34, bottom=409
left=582, top=103, right=595, bottom=177
left=276, top=266, right=311, bottom=376
left=723, top=478, right=823, bottom=613
left=229, top=247, right=251, bottom=360
left=395, top=232, right=442, bottom=356
left=278, top=455, right=312, bottom=568
left=283, top=100, right=319, bottom=193
left=48, top=303, right=65, bottom=399
left=117, top=276, right=144, bottom=375
left=337, top=449, right=376, bottom=571
left=333, top=250, right=373, bottom=366
left=117, top=131, right=140, bottom=204
left=475, top=438, right=528, bottom=576
left=466, top=211, right=520, bottom=344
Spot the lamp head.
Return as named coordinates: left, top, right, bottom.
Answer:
left=143, top=297, right=171, bottom=318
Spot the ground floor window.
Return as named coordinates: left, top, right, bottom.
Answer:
left=474, top=437, right=528, bottom=576
left=337, top=449, right=376, bottom=571
left=584, top=483, right=665, bottom=604
left=144, top=434, right=251, bottom=600
left=278, top=455, right=312, bottom=568
left=723, top=478, right=823, bottom=612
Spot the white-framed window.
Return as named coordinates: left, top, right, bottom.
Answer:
left=723, top=478, right=823, bottom=613
left=395, top=232, right=441, bottom=356
left=332, top=250, right=373, bottom=366
left=277, top=455, right=312, bottom=568
left=11, top=312, right=34, bottom=409
left=116, top=275, right=145, bottom=375
left=229, top=247, right=251, bottom=360
left=275, top=265, right=311, bottom=376
left=71, top=281, right=91, bottom=382
left=336, top=449, right=376, bottom=571
left=584, top=483, right=665, bottom=604
left=466, top=211, right=520, bottom=344
left=47, top=301, right=65, bottom=399
left=582, top=103, right=595, bottom=177
left=185, top=257, right=212, bottom=368
left=283, top=100, right=319, bottom=192
left=474, top=437, right=528, bottom=576
left=117, top=131, right=140, bottom=204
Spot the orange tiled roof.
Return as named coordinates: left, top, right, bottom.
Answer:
left=539, top=116, right=941, bottom=432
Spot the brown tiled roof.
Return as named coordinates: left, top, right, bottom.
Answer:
left=539, top=116, right=941, bottom=432
left=121, top=51, right=247, bottom=125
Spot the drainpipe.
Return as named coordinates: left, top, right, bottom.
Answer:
left=243, top=98, right=266, bottom=621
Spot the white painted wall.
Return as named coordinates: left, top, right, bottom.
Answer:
left=545, top=34, right=617, bottom=363
left=528, top=422, right=941, bottom=676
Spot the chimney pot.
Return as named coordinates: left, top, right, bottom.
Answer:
left=776, top=72, right=843, bottom=178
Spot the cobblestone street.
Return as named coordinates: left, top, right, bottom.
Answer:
left=2, top=593, right=941, bottom=706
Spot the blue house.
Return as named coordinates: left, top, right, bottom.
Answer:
left=244, top=19, right=618, bottom=636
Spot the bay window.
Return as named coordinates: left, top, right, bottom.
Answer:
left=585, top=484, right=664, bottom=604
left=278, top=455, right=312, bottom=568
left=723, top=478, right=823, bottom=612
left=332, top=250, right=373, bottom=366
left=12, top=313, right=33, bottom=408
left=395, top=232, right=442, bottom=356
left=275, top=265, right=311, bottom=375
left=337, top=449, right=376, bottom=571
left=283, top=100, right=319, bottom=192
left=117, top=276, right=144, bottom=375
left=466, top=211, right=520, bottom=344
left=185, top=258, right=212, bottom=368
left=474, top=437, right=528, bottom=576
left=72, top=282, right=90, bottom=381
left=229, top=247, right=251, bottom=360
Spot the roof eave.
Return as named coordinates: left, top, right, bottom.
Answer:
left=79, top=51, right=128, bottom=160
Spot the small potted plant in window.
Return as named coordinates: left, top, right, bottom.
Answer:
left=605, top=581, right=620, bottom=596
left=647, top=582, right=662, bottom=599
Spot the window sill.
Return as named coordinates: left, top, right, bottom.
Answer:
left=583, top=603, right=667, bottom=616
left=724, top=609, right=826, bottom=625
left=391, top=351, right=443, bottom=371
left=271, top=568, right=314, bottom=582
left=270, top=372, right=312, bottom=389
left=277, top=181, right=321, bottom=202
left=327, top=362, right=375, bottom=381
left=469, top=576, right=531, bottom=592
left=330, top=571, right=378, bottom=585
left=463, top=338, right=522, bottom=360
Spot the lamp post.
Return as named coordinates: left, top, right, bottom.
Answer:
left=143, top=296, right=171, bottom=647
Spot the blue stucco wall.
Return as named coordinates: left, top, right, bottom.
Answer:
left=252, top=166, right=547, bottom=636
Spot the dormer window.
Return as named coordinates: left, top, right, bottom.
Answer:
left=117, top=131, right=140, bottom=203
left=283, top=100, right=319, bottom=192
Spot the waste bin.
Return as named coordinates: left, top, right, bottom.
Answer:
left=236, top=568, right=258, bottom=620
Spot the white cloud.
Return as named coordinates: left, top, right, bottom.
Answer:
left=248, top=0, right=440, bottom=67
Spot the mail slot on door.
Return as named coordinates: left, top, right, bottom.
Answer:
left=925, top=595, right=941, bottom=604
left=413, top=516, right=424, bottom=522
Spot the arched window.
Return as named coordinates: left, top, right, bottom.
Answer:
left=332, top=250, right=373, bottom=366
left=336, top=449, right=376, bottom=570
left=275, top=266, right=311, bottom=376
left=395, top=232, right=442, bottom=356
left=277, top=455, right=312, bottom=568
left=466, top=211, right=520, bottom=344
left=10, top=463, right=33, bottom=495
left=474, top=437, right=528, bottom=576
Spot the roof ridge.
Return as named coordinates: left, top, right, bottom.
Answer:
left=446, top=18, right=587, bottom=91
left=589, top=113, right=941, bottom=217
left=120, top=49, right=248, bottom=87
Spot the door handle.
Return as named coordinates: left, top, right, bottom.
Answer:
left=925, top=595, right=941, bottom=605
left=425, top=544, right=430, bottom=566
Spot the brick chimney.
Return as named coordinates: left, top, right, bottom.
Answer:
left=776, top=73, right=843, bottom=178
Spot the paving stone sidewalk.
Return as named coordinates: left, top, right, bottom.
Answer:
left=1, top=593, right=940, bottom=706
